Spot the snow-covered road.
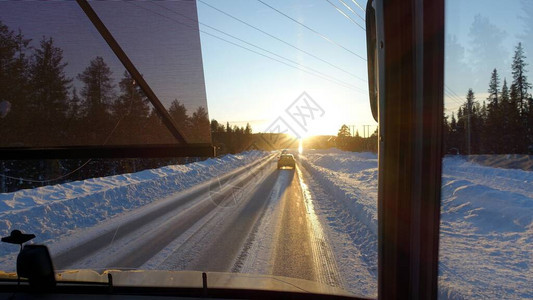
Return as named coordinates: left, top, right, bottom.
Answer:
left=50, top=153, right=276, bottom=270
left=1, top=151, right=346, bottom=294
left=1, top=149, right=530, bottom=299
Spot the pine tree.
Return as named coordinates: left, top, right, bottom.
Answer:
left=486, top=69, right=501, bottom=152
left=77, top=56, right=115, bottom=143
left=190, top=106, right=210, bottom=143
left=487, top=69, right=500, bottom=109
left=0, top=23, right=34, bottom=146
left=226, top=122, right=232, bottom=134
left=245, top=123, right=252, bottom=135
left=12, top=29, right=32, bottom=118
left=0, top=22, right=20, bottom=144
left=337, top=124, right=351, bottom=150
left=502, top=79, right=521, bottom=153
left=78, top=56, right=114, bottom=119
left=511, top=43, right=531, bottom=114
left=448, top=112, right=460, bottom=153
left=168, top=99, right=189, bottom=131
left=166, top=99, right=193, bottom=143
left=464, top=89, right=476, bottom=155
left=210, top=119, right=220, bottom=133
left=510, top=43, right=531, bottom=151
left=29, top=37, right=72, bottom=144
left=500, top=79, right=512, bottom=153
left=109, top=71, right=151, bottom=144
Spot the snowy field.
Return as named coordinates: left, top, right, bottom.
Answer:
left=0, top=151, right=268, bottom=260
left=299, top=149, right=532, bottom=299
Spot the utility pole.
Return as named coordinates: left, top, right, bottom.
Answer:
left=363, top=124, right=371, bottom=138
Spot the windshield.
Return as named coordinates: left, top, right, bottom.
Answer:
left=0, top=1, right=530, bottom=299
left=0, top=0, right=373, bottom=298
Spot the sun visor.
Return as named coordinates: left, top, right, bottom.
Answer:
left=0, top=1, right=213, bottom=158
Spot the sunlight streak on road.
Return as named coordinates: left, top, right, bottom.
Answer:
left=296, top=165, right=344, bottom=288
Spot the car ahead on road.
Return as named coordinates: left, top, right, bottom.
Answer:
left=277, top=149, right=289, bottom=158
left=278, top=154, right=296, bottom=170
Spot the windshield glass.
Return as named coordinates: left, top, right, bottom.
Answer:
left=0, top=1, right=210, bottom=147
left=0, top=0, right=375, bottom=298
left=442, top=0, right=532, bottom=298
left=2, top=1, right=530, bottom=299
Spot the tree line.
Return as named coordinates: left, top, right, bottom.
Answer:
left=0, top=20, right=210, bottom=147
left=444, top=42, right=533, bottom=154
left=0, top=21, right=216, bottom=193
left=336, top=124, right=378, bottom=153
left=210, top=119, right=254, bottom=154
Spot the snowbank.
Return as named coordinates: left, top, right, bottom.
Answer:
left=0, top=151, right=268, bottom=254
left=300, top=149, right=532, bottom=299
left=299, top=149, right=378, bottom=235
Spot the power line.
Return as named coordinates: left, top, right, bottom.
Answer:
left=350, top=0, right=366, bottom=12
left=148, top=2, right=365, bottom=92
left=443, top=84, right=468, bottom=114
left=204, top=33, right=364, bottom=92
left=127, top=2, right=365, bottom=93
left=445, top=84, right=465, bottom=101
left=256, top=0, right=367, bottom=61
left=444, top=92, right=463, bottom=106
left=444, top=86, right=463, bottom=101
left=152, top=2, right=362, bottom=91
left=325, top=0, right=365, bottom=31
left=198, top=0, right=367, bottom=83
left=338, top=0, right=365, bottom=22
left=444, top=101, right=463, bottom=112
left=0, top=160, right=93, bottom=184
left=444, top=85, right=465, bottom=105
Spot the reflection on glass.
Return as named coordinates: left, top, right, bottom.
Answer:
left=442, top=1, right=532, bottom=298
left=0, top=1, right=210, bottom=147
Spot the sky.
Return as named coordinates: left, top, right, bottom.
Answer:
left=196, top=0, right=371, bottom=137
left=1, top=0, right=531, bottom=138
left=444, top=0, right=531, bottom=113
left=197, top=0, right=532, bottom=135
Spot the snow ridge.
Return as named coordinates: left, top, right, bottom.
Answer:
left=0, top=151, right=268, bottom=256
left=300, top=149, right=378, bottom=235
left=300, top=149, right=532, bottom=299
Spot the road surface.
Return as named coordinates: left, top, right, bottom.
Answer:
left=49, top=155, right=343, bottom=289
